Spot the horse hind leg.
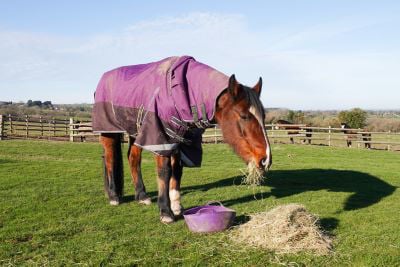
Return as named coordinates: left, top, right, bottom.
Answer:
left=100, top=133, right=124, bottom=206
left=127, top=138, right=151, bottom=205
left=169, top=152, right=183, bottom=216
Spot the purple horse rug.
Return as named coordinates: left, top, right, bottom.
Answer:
left=92, top=56, right=229, bottom=167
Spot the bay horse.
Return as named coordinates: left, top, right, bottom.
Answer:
left=341, top=123, right=357, bottom=147
left=274, top=119, right=312, bottom=144
left=92, top=56, right=272, bottom=223
left=341, top=123, right=371, bottom=148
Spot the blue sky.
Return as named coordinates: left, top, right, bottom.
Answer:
left=0, top=0, right=399, bottom=109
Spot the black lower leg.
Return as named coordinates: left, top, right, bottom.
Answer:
left=134, top=172, right=148, bottom=201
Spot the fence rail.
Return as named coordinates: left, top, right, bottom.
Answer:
left=1, top=115, right=399, bottom=151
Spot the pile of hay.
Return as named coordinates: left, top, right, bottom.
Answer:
left=241, top=161, right=265, bottom=185
left=230, top=204, right=333, bottom=255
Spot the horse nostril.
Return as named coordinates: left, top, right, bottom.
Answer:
left=260, top=157, right=272, bottom=171
left=260, top=157, right=268, bottom=167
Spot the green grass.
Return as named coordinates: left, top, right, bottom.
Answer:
left=0, top=140, right=399, bottom=266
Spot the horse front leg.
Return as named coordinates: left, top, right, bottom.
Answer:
left=100, top=133, right=124, bottom=206
left=170, top=152, right=183, bottom=216
left=127, top=139, right=151, bottom=205
left=155, top=155, right=175, bottom=223
left=347, top=139, right=352, bottom=147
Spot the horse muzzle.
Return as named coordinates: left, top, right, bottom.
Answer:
left=259, top=155, right=272, bottom=171
left=260, top=157, right=272, bottom=171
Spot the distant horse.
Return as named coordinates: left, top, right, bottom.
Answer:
left=73, top=120, right=91, bottom=142
left=274, top=119, right=312, bottom=144
left=362, top=132, right=372, bottom=149
left=92, top=56, right=272, bottom=223
left=341, top=123, right=371, bottom=148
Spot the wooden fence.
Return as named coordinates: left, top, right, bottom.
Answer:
left=0, top=114, right=70, bottom=141
left=0, top=115, right=94, bottom=142
left=265, top=124, right=400, bottom=151
left=1, top=115, right=399, bottom=151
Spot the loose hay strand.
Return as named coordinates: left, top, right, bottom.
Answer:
left=241, top=161, right=265, bottom=185
left=230, top=204, right=333, bottom=255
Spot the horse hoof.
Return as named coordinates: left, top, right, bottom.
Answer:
left=109, top=200, right=120, bottom=206
left=160, top=215, right=174, bottom=224
left=138, top=198, right=152, bottom=205
left=172, top=204, right=184, bottom=216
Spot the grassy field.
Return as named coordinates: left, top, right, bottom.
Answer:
left=0, top=140, right=399, bottom=266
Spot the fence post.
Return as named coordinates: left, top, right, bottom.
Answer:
left=69, top=118, right=74, bottom=142
left=40, top=116, right=44, bottom=138
left=47, top=118, right=50, bottom=140
left=328, top=125, right=331, bottom=146
left=25, top=115, right=29, bottom=138
left=51, top=117, right=55, bottom=137
left=214, top=125, right=217, bottom=144
left=270, top=124, right=274, bottom=138
left=8, top=114, right=13, bottom=136
left=0, top=115, right=3, bottom=140
left=65, top=119, right=69, bottom=136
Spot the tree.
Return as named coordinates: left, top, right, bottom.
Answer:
left=293, top=111, right=305, bottom=124
left=287, top=110, right=295, bottom=122
left=338, top=108, right=367, bottom=128
left=287, top=110, right=305, bottom=124
left=43, top=101, right=54, bottom=109
left=32, top=100, right=42, bottom=107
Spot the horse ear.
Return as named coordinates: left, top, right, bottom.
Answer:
left=228, top=74, right=241, bottom=100
left=253, top=77, right=262, bottom=97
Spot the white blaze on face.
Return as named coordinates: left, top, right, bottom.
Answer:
left=249, top=104, right=272, bottom=170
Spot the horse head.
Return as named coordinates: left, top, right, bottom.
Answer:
left=215, top=74, right=272, bottom=172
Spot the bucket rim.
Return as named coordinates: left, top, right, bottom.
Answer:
left=183, top=204, right=235, bottom=217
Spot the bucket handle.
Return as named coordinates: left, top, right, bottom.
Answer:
left=197, top=207, right=217, bottom=214
left=205, top=201, right=224, bottom=207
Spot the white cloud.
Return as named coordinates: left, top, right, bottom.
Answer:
left=267, top=16, right=380, bottom=51
left=126, top=12, right=245, bottom=32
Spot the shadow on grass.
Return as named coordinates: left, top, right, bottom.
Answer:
left=232, top=214, right=251, bottom=226
left=121, top=193, right=158, bottom=204
left=182, top=169, right=397, bottom=212
left=0, top=159, right=18, bottom=164
left=319, top=217, right=339, bottom=232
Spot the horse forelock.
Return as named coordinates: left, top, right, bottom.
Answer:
left=245, top=87, right=265, bottom=125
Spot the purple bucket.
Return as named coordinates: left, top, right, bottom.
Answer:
left=183, top=201, right=236, bottom=233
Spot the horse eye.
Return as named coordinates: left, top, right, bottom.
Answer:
left=239, top=113, right=251, bottom=121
